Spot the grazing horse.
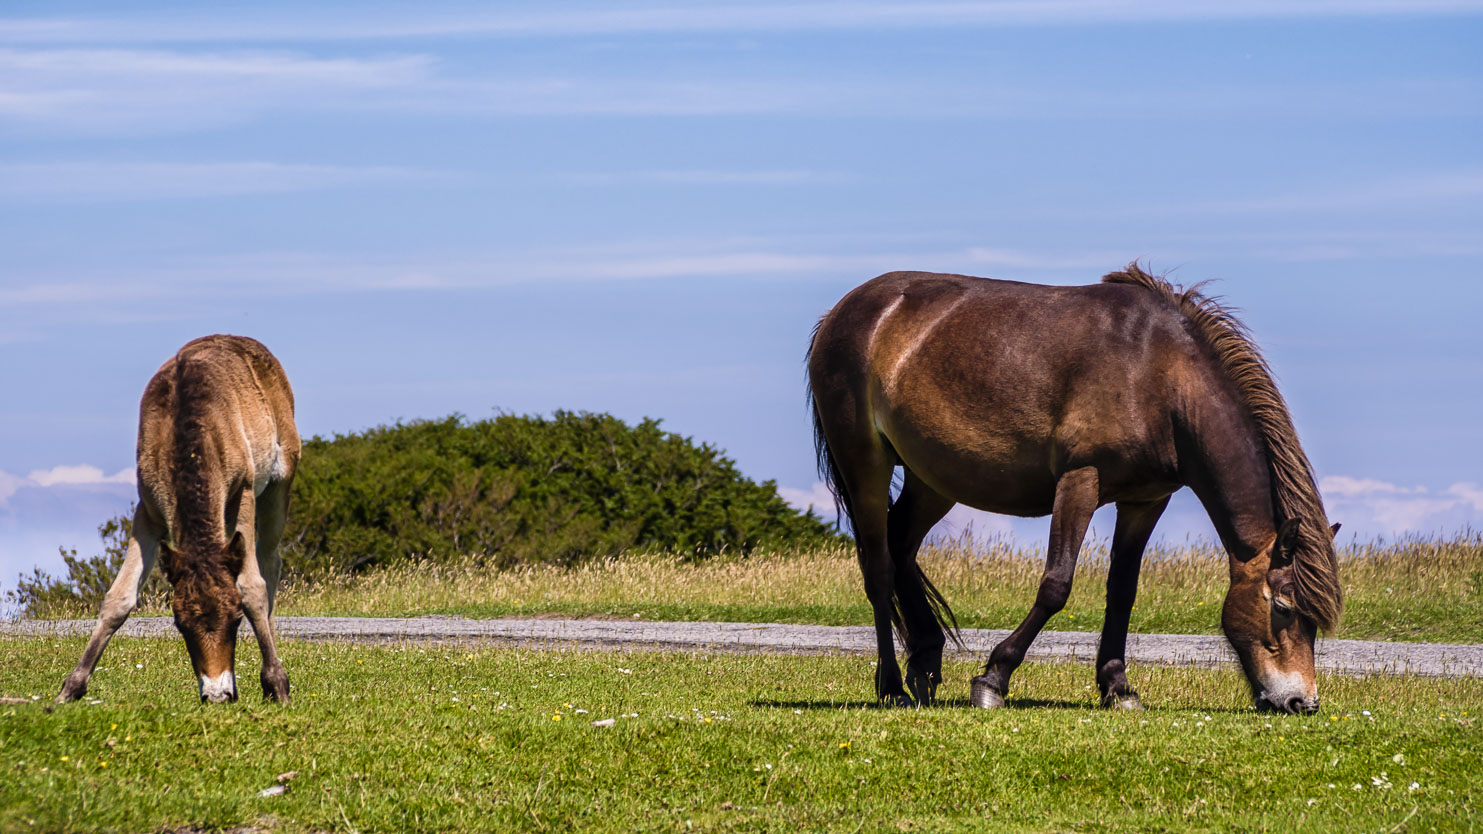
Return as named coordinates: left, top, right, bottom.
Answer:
left=57, top=335, right=300, bottom=704
left=807, top=265, right=1342, bottom=713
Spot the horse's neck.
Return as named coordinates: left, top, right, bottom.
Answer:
left=1179, top=397, right=1278, bottom=561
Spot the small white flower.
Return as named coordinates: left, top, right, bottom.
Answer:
left=1362, top=710, right=1371, bottom=717
left=1306, top=799, right=1317, bottom=806
left=1409, top=782, right=1420, bottom=792
left=575, top=709, right=589, bottom=714
left=1392, top=753, right=1404, bottom=765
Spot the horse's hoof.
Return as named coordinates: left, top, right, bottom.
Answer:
left=969, top=677, right=1005, bottom=709
left=55, top=673, right=87, bottom=704
left=882, top=693, right=915, bottom=709
left=261, top=667, right=291, bottom=704
left=905, top=673, right=938, bottom=707
left=1102, top=692, right=1144, bottom=711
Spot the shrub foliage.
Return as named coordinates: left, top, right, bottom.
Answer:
left=283, top=412, right=837, bottom=573
left=10, top=412, right=838, bottom=616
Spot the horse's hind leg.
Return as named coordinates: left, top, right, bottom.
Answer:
left=57, top=506, right=162, bottom=703
left=822, top=431, right=909, bottom=704
left=889, top=470, right=955, bottom=705
left=241, top=478, right=291, bottom=703
left=1097, top=497, right=1168, bottom=710
left=971, top=466, right=1099, bottom=708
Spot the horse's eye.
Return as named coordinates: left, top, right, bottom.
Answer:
left=1272, top=599, right=1294, bottom=618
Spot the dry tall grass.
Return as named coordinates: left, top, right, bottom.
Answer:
left=276, top=531, right=1483, bottom=643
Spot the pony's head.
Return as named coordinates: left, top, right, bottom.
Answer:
left=158, top=532, right=246, bottom=703
left=1222, top=519, right=1340, bottom=714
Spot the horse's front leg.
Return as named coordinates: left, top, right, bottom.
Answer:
left=1096, top=497, right=1169, bottom=710
left=971, top=466, right=1099, bottom=708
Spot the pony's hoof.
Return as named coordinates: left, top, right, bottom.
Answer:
left=261, top=667, right=291, bottom=704
left=1102, top=692, right=1144, bottom=711
left=969, top=677, right=1005, bottom=709
left=55, top=672, right=88, bottom=704
left=882, top=693, right=915, bottom=709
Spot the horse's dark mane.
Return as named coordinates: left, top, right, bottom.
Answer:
left=170, top=347, right=226, bottom=552
left=1103, top=263, right=1342, bottom=631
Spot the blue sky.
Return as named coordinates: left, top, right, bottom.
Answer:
left=2, top=1, right=1481, bottom=584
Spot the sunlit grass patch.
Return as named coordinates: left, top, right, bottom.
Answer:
left=2, top=637, right=1480, bottom=832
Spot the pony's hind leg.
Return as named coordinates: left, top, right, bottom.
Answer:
left=1096, top=497, right=1169, bottom=710
left=888, top=470, right=956, bottom=706
left=972, top=466, right=1100, bottom=708
left=57, top=506, right=162, bottom=703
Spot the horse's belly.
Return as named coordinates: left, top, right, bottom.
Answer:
left=887, top=427, right=1060, bottom=518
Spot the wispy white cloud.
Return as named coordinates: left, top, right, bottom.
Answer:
left=777, top=482, right=837, bottom=519
left=5, top=40, right=1474, bottom=137
left=0, top=48, right=433, bottom=133
left=0, top=465, right=133, bottom=507
left=0, top=241, right=1119, bottom=306
left=1184, top=170, right=1483, bottom=216
left=559, top=169, right=854, bottom=187
left=27, top=465, right=133, bottom=488
left=1320, top=475, right=1483, bottom=534
left=0, top=161, right=448, bottom=202
left=4, top=2, right=1482, bottom=45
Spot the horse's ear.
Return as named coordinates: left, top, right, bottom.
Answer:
left=1330, top=522, right=1342, bottom=538
left=1274, top=518, right=1302, bottom=562
left=157, top=541, right=183, bottom=585
left=225, top=532, right=247, bottom=576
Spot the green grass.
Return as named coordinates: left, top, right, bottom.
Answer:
left=3, top=636, right=1481, bottom=832
left=263, top=532, right=1483, bottom=644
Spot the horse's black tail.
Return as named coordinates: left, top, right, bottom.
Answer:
left=806, top=319, right=962, bottom=651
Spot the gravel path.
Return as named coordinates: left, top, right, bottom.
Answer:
left=6, top=616, right=1482, bottom=678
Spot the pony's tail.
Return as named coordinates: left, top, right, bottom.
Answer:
left=806, top=320, right=962, bottom=651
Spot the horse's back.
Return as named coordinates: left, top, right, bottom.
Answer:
left=137, top=335, right=299, bottom=510
left=811, top=272, right=1197, bottom=512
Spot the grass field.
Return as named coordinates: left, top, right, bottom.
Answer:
left=262, top=532, right=1483, bottom=644
left=3, top=636, right=1481, bottom=833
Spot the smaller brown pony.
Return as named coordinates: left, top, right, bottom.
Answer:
left=807, top=265, right=1342, bottom=713
left=57, top=335, right=300, bottom=704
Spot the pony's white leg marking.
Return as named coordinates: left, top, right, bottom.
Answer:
left=199, top=671, right=237, bottom=703
left=881, top=294, right=968, bottom=397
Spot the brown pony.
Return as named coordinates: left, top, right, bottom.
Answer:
left=807, top=265, right=1341, bottom=713
left=57, top=335, right=300, bottom=704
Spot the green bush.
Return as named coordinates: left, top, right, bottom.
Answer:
left=11, top=412, right=839, bottom=615
left=282, top=412, right=838, bottom=573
